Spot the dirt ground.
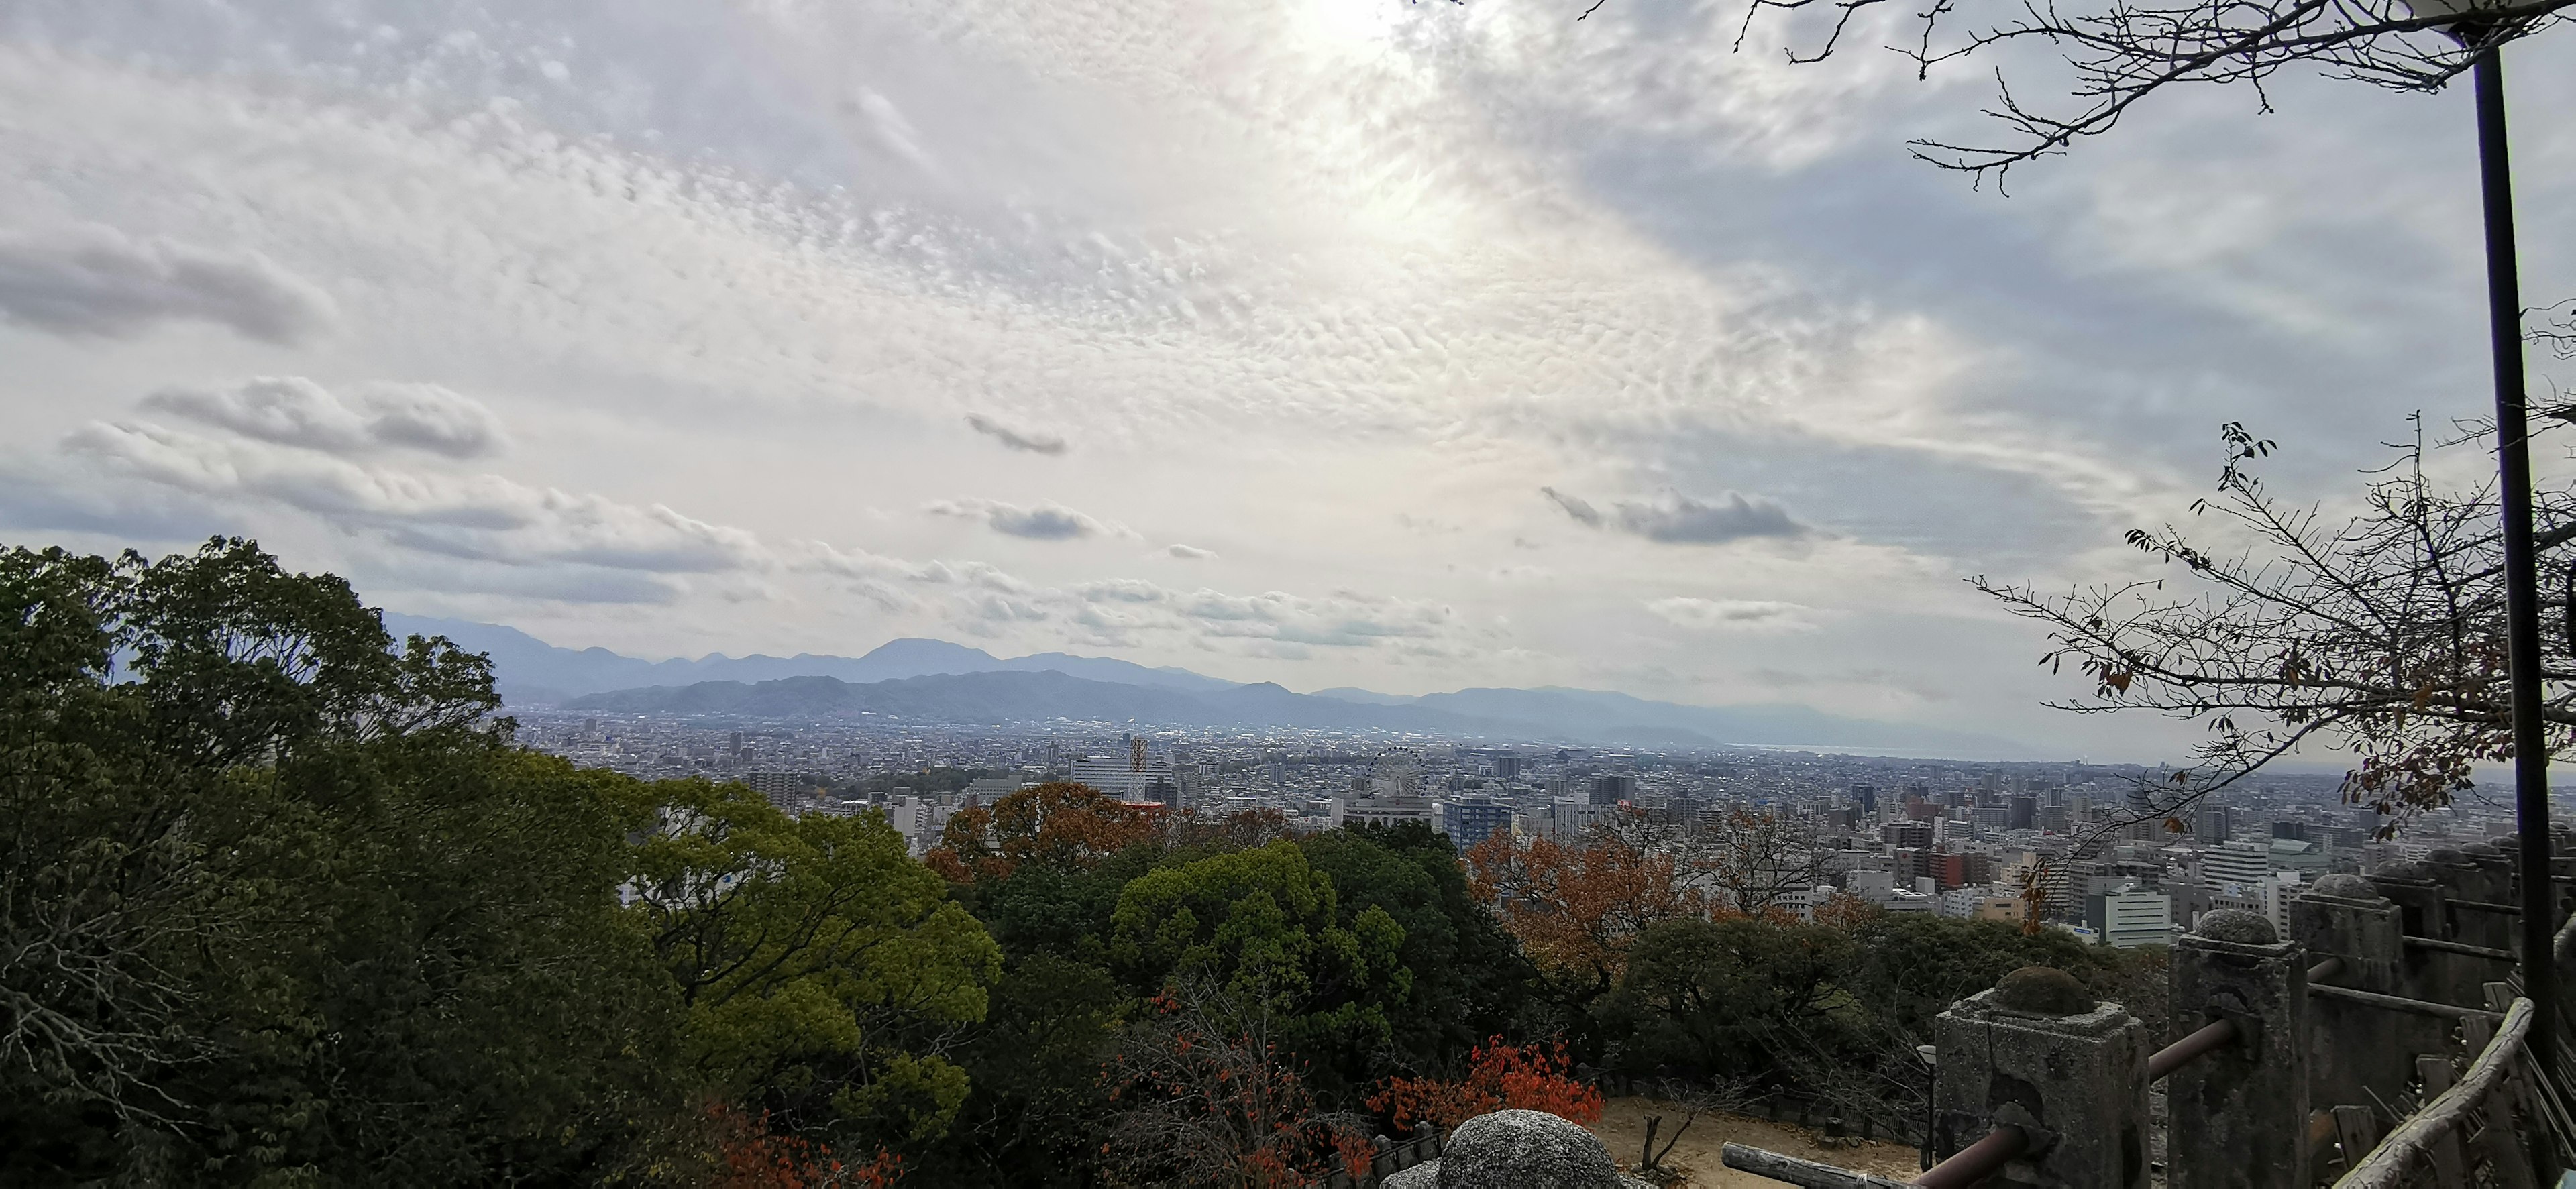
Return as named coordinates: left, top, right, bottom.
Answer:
left=1587, top=1096, right=1925, bottom=1188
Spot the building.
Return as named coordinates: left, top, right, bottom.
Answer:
left=1896, top=848, right=1993, bottom=893
left=1490, top=754, right=1524, bottom=780
left=2204, top=840, right=2273, bottom=896
left=1939, top=884, right=2024, bottom=921
left=963, top=776, right=1032, bottom=801
left=1068, top=755, right=1171, bottom=801
left=1587, top=773, right=1638, bottom=806
left=744, top=771, right=822, bottom=811
left=2206, top=873, right=2298, bottom=936
left=1335, top=794, right=1436, bottom=830
left=1442, top=797, right=1514, bottom=850
left=2086, top=885, right=2176, bottom=948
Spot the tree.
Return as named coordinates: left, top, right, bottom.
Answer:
left=1297, top=824, right=1535, bottom=1086
left=1, top=539, right=678, bottom=1184
left=1666, top=804, right=1833, bottom=921
left=1724, top=0, right=2572, bottom=178
left=1603, top=917, right=1857, bottom=1081
left=1101, top=978, right=1373, bottom=1189
left=1108, top=841, right=1410, bottom=1042
left=918, top=952, right=1126, bottom=1186
left=1975, top=420, right=2576, bottom=831
left=1366, top=1037, right=1605, bottom=1137
left=1464, top=819, right=1708, bottom=1007
left=926, top=781, right=1163, bottom=884
left=629, top=777, right=1004, bottom=1157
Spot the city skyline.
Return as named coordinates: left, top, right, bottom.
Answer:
left=2, top=1, right=2573, bottom=762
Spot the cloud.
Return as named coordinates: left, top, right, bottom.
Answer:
left=1167, top=543, right=1216, bottom=559
left=1540, top=487, right=1602, bottom=528
left=142, top=376, right=508, bottom=459
left=63, top=420, right=759, bottom=578
left=789, top=543, right=1474, bottom=655
left=923, top=497, right=1117, bottom=540
left=965, top=414, right=1067, bottom=455
left=1645, top=597, right=1820, bottom=632
left=0, top=223, right=335, bottom=344
left=1546, top=488, right=1807, bottom=545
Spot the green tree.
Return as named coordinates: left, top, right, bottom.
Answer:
left=1109, top=840, right=1408, bottom=1052
left=0, top=539, right=675, bottom=1185
left=1604, top=917, right=1857, bottom=1081
left=1299, top=823, right=1533, bottom=1083
left=628, top=777, right=1003, bottom=1154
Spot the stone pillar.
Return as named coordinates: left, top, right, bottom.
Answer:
left=2291, top=875, right=2451, bottom=1133
left=1931, top=967, right=2151, bottom=1189
left=2367, top=860, right=2449, bottom=942
left=2432, top=846, right=2514, bottom=952
left=2167, top=911, right=2309, bottom=1189
left=2367, top=860, right=2475, bottom=1004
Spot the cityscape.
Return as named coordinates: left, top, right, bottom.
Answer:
left=512, top=688, right=2540, bottom=948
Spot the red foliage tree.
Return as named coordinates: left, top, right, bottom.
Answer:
left=704, top=1103, right=906, bottom=1188
left=1366, top=1038, right=1605, bottom=1137
left=1100, top=980, right=1373, bottom=1188
left=924, top=781, right=1163, bottom=883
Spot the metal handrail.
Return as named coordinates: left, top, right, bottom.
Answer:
left=2404, top=935, right=2518, bottom=962
left=1717, top=1124, right=2031, bottom=1188
left=2310, top=982, right=2508, bottom=1023
left=1911, top=1125, right=2030, bottom=1188
left=2149, top=1018, right=2241, bottom=1081
left=2331, top=997, right=2534, bottom=1188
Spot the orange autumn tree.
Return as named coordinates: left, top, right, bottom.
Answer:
left=1464, top=812, right=1709, bottom=1005
left=924, top=781, right=1163, bottom=882
left=705, top=1103, right=906, bottom=1189
left=1366, top=1038, right=1604, bottom=1136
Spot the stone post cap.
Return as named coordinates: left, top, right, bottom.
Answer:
left=2459, top=842, right=2504, bottom=861
left=2427, top=848, right=2470, bottom=865
left=2369, top=860, right=2436, bottom=885
left=2192, top=909, right=2279, bottom=945
left=2304, top=873, right=2386, bottom=902
left=1945, top=969, right=2136, bottom=1036
left=1379, top=1109, right=1656, bottom=1189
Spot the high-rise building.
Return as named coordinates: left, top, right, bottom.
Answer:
left=1588, top=773, right=1637, bottom=806
left=2086, top=885, right=2175, bottom=948
left=2008, top=795, right=2038, bottom=830
left=1442, top=797, right=1513, bottom=849
left=2204, top=840, right=2272, bottom=896
left=1851, top=784, right=1878, bottom=814
left=2195, top=803, right=2233, bottom=844
left=1491, top=754, right=1524, bottom=780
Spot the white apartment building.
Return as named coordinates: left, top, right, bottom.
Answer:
left=2087, top=884, right=2176, bottom=948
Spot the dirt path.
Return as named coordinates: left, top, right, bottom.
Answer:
left=1587, top=1096, right=1923, bottom=1187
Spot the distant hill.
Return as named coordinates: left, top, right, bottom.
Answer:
left=558, top=669, right=2023, bottom=756
left=395, top=613, right=2029, bottom=756
left=563, top=670, right=1514, bottom=734
left=380, top=613, right=1238, bottom=703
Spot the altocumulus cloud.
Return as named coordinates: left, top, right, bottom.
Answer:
left=1645, top=596, right=1819, bottom=632
left=965, top=414, right=1067, bottom=455
left=63, top=420, right=761, bottom=579
left=924, top=498, right=1119, bottom=541
left=0, top=224, right=336, bottom=345
left=1543, top=487, right=1806, bottom=545
left=144, top=377, right=508, bottom=459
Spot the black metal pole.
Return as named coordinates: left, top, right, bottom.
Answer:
left=2470, top=45, right=2557, bottom=1078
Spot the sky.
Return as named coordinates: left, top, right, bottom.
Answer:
left=1, top=0, right=2571, bottom=760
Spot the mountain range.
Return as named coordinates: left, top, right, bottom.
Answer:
left=384, top=612, right=2029, bottom=757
